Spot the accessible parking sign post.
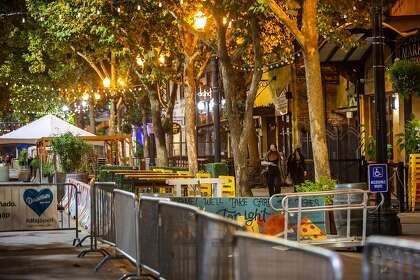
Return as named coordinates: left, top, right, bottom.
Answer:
left=368, top=164, right=388, bottom=193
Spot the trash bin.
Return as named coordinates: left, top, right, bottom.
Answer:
left=206, top=163, right=229, bottom=178
left=0, top=165, right=9, bottom=182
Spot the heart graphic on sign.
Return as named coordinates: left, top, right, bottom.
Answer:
left=23, top=188, right=54, bottom=216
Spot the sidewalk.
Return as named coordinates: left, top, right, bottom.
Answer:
left=0, top=231, right=129, bottom=280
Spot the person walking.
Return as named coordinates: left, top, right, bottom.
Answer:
left=287, top=147, right=308, bottom=187
left=265, top=144, right=281, bottom=197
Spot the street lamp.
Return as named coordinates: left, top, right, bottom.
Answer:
left=193, top=11, right=207, bottom=30
left=103, top=77, right=111, bottom=88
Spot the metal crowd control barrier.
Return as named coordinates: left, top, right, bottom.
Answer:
left=67, top=179, right=91, bottom=230
left=269, top=189, right=384, bottom=248
left=78, top=182, right=116, bottom=257
left=138, top=196, right=170, bottom=276
left=157, top=200, right=243, bottom=280
left=196, top=211, right=243, bottom=280
left=159, top=201, right=199, bottom=279
left=0, top=183, right=80, bottom=245
left=363, top=236, right=420, bottom=280
left=233, top=231, right=343, bottom=280
left=94, top=189, right=138, bottom=274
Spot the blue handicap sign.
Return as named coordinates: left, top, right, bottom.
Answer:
left=368, top=164, right=388, bottom=193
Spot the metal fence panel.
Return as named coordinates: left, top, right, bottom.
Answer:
left=159, top=201, right=198, bottom=280
left=363, top=236, right=420, bottom=280
left=197, top=211, right=243, bottom=280
left=94, top=182, right=116, bottom=245
left=138, top=196, right=169, bottom=276
left=233, top=231, right=342, bottom=280
left=114, top=189, right=137, bottom=263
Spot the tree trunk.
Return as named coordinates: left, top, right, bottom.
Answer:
left=303, top=50, right=330, bottom=179
left=214, top=14, right=263, bottom=196
left=88, top=96, right=96, bottom=134
left=264, top=0, right=331, bottom=180
left=247, top=121, right=260, bottom=170
left=109, top=52, right=117, bottom=135
left=148, top=89, right=168, bottom=166
left=109, top=98, right=116, bottom=135
left=142, top=111, right=150, bottom=159
left=182, top=32, right=199, bottom=175
left=290, top=63, right=300, bottom=150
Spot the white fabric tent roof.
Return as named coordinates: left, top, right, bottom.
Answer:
left=0, top=114, right=95, bottom=144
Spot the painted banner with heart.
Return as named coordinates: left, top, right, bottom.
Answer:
left=0, top=185, right=58, bottom=231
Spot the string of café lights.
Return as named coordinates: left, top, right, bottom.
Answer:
left=3, top=2, right=305, bottom=73
left=4, top=82, right=145, bottom=115
left=2, top=81, right=145, bottom=97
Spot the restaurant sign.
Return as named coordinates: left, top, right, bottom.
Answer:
left=399, top=34, right=420, bottom=63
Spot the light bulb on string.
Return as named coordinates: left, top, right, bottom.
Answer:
left=22, top=17, right=25, bottom=23
left=158, top=54, right=166, bottom=65
left=137, top=5, right=141, bottom=10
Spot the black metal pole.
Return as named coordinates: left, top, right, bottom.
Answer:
left=372, top=0, right=387, bottom=165
left=211, top=54, right=221, bottom=163
left=372, top=0, right=391, bottom=207
left=368, top=0, right=401, bottom=236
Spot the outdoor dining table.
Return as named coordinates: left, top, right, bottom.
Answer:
left=165, top=177, right=229, bottom=197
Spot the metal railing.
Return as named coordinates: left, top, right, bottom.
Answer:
left=233, top=231, right=343, bottom=280
left=78, top=182, right=116, bottom=258
left=269, top=189, right=384, bottom=246
left=159, top=201, right=199, bottom=279
left=363, top=236, right=420, bottom=280
left=196, top=211, right=242, bottom=280
left=138, top=196, right=169, bottom=276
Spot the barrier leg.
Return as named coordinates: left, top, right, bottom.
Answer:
left=78, top=237, right=109, bottom=258
left=118, top=272, right=138, bottom=280
left=76, top=234, right=92, bottom=247
left=95, top=255, right=126, bottom=271
left=72, top=236, right=81, bottom=246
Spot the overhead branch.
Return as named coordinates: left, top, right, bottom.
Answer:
left=263, top=0, right=305, bottom=47
left=99, top=61, right=110, bottom=78
left=195, top=52, right=211, bottom=81
left=76, top=51, right=105, bottom=80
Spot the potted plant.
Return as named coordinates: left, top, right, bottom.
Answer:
left=397, top=119, right=420, bottom=159
left=41, top=162, right=55, bottom=184
left=295, top=176, right=337, bottom=234
left=388, top=59, right=420, bottom=99
left=51, top=132, right=93, bottom=183
left=17, top=149, right=31, bottom=182
left=29, top=158, right=40, bottom=179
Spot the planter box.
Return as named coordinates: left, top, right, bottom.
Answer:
left=398, top=213, right=420, bottom=235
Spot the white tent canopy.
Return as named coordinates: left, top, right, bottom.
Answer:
left=0, top=114, right=95, bottom=144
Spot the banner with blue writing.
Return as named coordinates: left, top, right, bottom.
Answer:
left=0, top=185, right=58, bottom=231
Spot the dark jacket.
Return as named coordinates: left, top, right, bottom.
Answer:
left=287, top=151, right=307, bottom=185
